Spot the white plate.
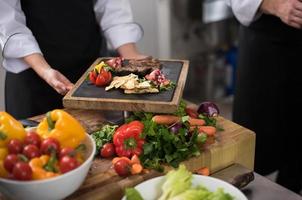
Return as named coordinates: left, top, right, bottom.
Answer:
left=122, top=174, right=248, bottom=200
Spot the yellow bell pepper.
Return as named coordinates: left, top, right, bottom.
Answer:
left=29, top=155, right=59, bottom=180
left=94, top=61, right=106, bottom=73
left=37, top=109, right=85, bottom=149
left=0, top=111, right=26, bottom=177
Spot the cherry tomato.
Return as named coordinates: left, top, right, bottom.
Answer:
left=7, top=139, right=23, bottom=154
left=89, top=71, right=97, bottom=84
left=95, top=75, right=106, bottom=86
left=114, top=159, right=131, bottom=177
left=24, top=131, right=41, bottom=147
left=59, top=156, right=79, bottom=173
left=3, top=154, right=19, bottom=173
left=185, top=107, right=199, bottom=119
left=59, top=147, right=75, bottom=159
left=40, top=138, right=60, bottom=155
left=12, top=162, right=32, bottom=181
left=95, top=69, right=112, bottom=86
left=22, top=144, right=41, bottom=159
left=100, top=143, right=115, bottom=158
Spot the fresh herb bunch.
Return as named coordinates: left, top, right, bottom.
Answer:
left=91, top=124, right=118, bottom=155
left=141, top=121, right=200, bottom=171
left=159, top=81, right=176, bottom=91
left=174, top=99, right=187, bottom=117
left=198, top=114, right=224, bottom=131
left=126, top=111, right=201, bottom=172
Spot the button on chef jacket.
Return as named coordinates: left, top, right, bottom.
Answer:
left=0, top=0, right=143, bottom=119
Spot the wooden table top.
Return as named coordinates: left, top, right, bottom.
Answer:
left=1, top=107, right=256, bottom=200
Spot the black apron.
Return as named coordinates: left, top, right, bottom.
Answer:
left=5, top=0, right=105, bottom=119
left=233, top=15, right=302, bottom=192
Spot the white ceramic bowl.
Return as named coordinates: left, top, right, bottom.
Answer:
left=122, top=174, right=247, bottom=200
left=0, top=133, right=96, bottom=200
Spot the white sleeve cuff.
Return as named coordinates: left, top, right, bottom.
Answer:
left=229, top=0, right=263, bottom=26
left=2, top=33, right=42, bottom=73
left=103, top=23, right=143, bottom=49
left=2, top=57, right=30, bottom=73
left=3, top=33, right=42, bottom=58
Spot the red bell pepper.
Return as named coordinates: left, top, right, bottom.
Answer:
left=113, top=121, right=145, bottom=158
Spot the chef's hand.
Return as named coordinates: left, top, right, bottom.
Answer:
left=261, top=0, right=302, bottom=29
left=23, top=53, right=74, bottom=95
left=117, top=43, right=150, bottom=60
left=42, top=68, right=74, bottom=95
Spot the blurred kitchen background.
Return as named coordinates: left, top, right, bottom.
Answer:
left=129, top=0, right=238, bottom=119
left=0, top=0, right=238, bottom=119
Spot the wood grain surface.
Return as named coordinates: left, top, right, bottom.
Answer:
left=27, top=108, right=255, bottom=200
left=63, top=58, right=189, bottom=113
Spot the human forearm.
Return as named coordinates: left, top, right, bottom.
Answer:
left=23, top=53, right=51, bottom=77
left=117, top=43, right=148, bottom=59
left=259, top=0, right=276, bottom=15
left=23, top=53, right=73, bottom=95
left=260, top=0, right=302, bottom=28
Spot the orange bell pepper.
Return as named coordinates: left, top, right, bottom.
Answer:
left=29, top=155, right=60, bottom=180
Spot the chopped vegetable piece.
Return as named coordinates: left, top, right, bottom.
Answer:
left=125, top=188, right=143, bottom=200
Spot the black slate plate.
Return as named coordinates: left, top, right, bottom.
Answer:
left=72, top=61, right=183, bottom=102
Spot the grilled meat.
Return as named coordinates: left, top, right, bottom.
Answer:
left=113, top=58, right=162, bottom=76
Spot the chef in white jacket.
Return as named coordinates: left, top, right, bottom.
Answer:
left=226, top=0, right=302, bottom=193
left=0, top=0, right=146, bottom=119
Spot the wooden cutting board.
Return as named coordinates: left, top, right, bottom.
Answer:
left=63, top=58, right=189, bottom=113
left=27, top=108, right=255, bottom=200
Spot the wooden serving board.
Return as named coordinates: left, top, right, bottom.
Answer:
left=63, top=58, right=189, bottom=114
left=27, top=108, right=255, bottom=200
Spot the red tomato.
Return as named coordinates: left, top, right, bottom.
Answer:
left=22, top=144, right=41, bottom=159
left=100, top=143, right=115, bottom=158
left=114, top=159, right=131, bottom=177
left=185, top=107, right=199, bottom=118
left=7, top=139, right=23, bottom=154
left=12, top=162, right=32, bottom=181
left=59, top=147, right=75, bottom=159
left=89, top=71, right=97, bottom=84
left=40, top=138, right=60, bottom=155
left=24, top=131, right=41, bottom=148
left=95, top=69, right=112, bottom=86
left=3, top=154, right=19, bottom=173
left=59, top=156, right=79, bottom=173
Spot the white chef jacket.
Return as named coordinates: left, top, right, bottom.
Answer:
left=0, top=0, right=143, bottom=73
left=225, top=0, right=263, bottom=26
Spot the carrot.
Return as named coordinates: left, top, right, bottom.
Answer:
left=206, top=135, right=215, bottom=145
left=142, top=169, right=150, bottom=174
left=188, top=118, right=205, bottom=126
left=196, top=167, right=210, bottom=176
left=152, top=115, right=180, bottom=125
left=130, top=155, right=141, bottom=165
left=112, top=157, right=131, bottom=165
left=131, top=163, right=143, bottom=175
left=198, top=126, right=217, bottom=136
left=189, top=126, right=200, bottom=132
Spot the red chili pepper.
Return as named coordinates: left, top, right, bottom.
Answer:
left=113, top=121, right=145, bottom=158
